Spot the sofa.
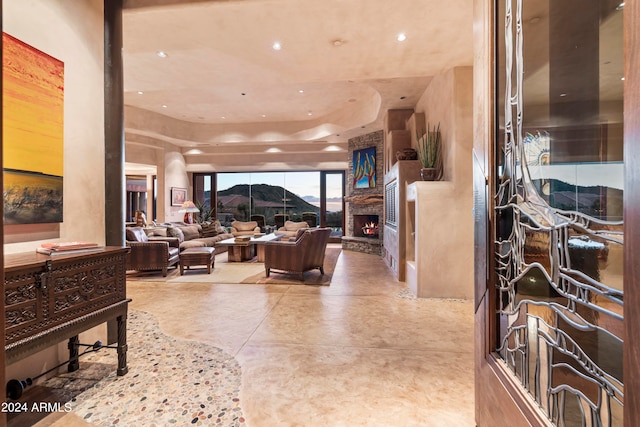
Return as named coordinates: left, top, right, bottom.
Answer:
left=277, top=220, right=309, bottom=239
left=138, top=220, right=233, bottom=252
left=230, top=220, right=260, bottom=237
left=264, top=228, right=331, bottom=280
left=126, top=221, right=234, bottom=276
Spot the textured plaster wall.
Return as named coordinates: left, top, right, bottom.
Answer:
left=4, top=0, right=105, bottom=254
left=3, top=0, right=107, bottom=384
left=407, top=66, right=475, bottom=299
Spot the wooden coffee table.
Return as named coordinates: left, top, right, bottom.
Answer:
left=215, top=233, right=282, bottom=262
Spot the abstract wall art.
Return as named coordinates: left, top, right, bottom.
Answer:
left=2, top=32, right=64, bottom=224
left=352, top=146, right=376, bottom=189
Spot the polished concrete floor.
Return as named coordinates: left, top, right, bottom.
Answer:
left=33, top=247, right=475, bottom=426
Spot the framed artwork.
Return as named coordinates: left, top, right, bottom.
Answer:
left=352, top=146, right=376, bottom=189
left=3, top=33, right=64, bottom=224
left=171, top=187, right=187, bottom=206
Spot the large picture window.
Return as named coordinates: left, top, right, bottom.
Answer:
left=195, top=171, right=344, bottom=239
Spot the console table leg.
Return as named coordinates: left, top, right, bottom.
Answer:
left=116, top=313, right=129, bottom=376
left=68, top=335, right=80, bottom=372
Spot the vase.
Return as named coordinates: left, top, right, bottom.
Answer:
left=420, top=168, right=438, bottom=181
left=396, top=148, right=418, bottom=161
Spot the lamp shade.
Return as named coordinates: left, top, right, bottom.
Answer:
left=179, top=201, right=200, bottom=213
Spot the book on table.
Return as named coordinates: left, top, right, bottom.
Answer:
left=37, top=242, right=102, bottom=256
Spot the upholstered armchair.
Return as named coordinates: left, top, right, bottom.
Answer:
left=125, top=227, right=180, bottom=276
left=302, top=212, right=318, bottom=227
left=277, top=220, right=309, bottom=239
left=274, top=214, right=289, bottom=229
left=230, top=220, right=261, bottom=236
left=250, top=214, right=266, bottom=232
left=264, top=228, right=331, bottom=280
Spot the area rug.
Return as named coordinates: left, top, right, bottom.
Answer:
left=241, top=246, right=341, bottom=286
left=11, top=310, right=245, bottom=426
left=127, top=248, right=341, bottom=286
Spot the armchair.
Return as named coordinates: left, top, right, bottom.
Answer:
left=250, top=214, right=267, bottom=232
left=230, top=220, right=261, bottom=236
left=274, top=214, right=289, bottom=229
left=302, top=212, right=318, bottom=227
left=264, top=228, right=331, bottom=280
left=277, top=220, right=309, bottom=239
left=125, top=227, right=180, bottom=277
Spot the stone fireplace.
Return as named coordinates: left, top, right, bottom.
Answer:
left=342, top=130, right=384, bottom=255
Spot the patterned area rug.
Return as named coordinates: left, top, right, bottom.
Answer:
left=127, top=248, right=341, bottom=286
left=241, top=247, right=341, bottom=286
left=22, top=310, right=245, bottom=426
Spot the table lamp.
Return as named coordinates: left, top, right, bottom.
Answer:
left=179, top=201, right=200, bottom=224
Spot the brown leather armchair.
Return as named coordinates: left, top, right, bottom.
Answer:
left=264, top=228, right=331, bottom=280
left=125, top=227, right=180, bottom=276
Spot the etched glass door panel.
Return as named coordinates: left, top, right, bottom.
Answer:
left=495, top=1, right=624, bottom=425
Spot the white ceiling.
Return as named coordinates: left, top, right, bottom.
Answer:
left=122, top=0, right=474, bottom=170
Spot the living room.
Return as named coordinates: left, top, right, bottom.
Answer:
left=1, top=1, right=479, bottom=425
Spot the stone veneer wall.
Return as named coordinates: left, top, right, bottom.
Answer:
left=344, top=130, right=384, bottom=255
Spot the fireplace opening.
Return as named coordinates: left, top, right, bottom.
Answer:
left=354, top=214, right=379, bottom=238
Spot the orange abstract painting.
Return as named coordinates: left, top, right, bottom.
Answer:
left=3, top=32, right=64, bottom=224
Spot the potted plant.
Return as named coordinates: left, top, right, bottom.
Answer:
left=416, top=122, right=443, bottom=181
left=195, top=200, right=215, bottom=223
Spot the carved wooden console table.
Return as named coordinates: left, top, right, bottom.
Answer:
left=4, top=247, right=131, bottom=376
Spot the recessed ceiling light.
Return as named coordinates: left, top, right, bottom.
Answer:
left=621, top=77, right=625, bottom=81
left=156, top=50, right=168, bottom=58
left=261, top=114, right=267, bottom=118
left=397, top=33, right=407, bottom=42
left=307, top=111, right=313, bottom=116
left=299, top=89, right=304, bottom=94
left=559, top=93, right=567, bottom=97
left=137, top=91, right=144, bottom=95
left=272, top=42, right=282, bottom=50
left=161, top=104, right=168, bottom=108
left=616, top=2, right=625, bottom=10
left=332, top=39, right=345, bottom=47
left=221, top=116, right=226, bottom=119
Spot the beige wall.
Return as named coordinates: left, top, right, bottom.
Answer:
left=3, top=0, right=107, bottom=383
left=4, top=0, right=106, bottom=254
left=406, top=66, right=475, bottom=299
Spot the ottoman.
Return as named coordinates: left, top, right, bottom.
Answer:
left=179, top=247, right=215, bottom=275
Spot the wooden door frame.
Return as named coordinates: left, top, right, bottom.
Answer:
left=474, top=0, right=640, bottom=425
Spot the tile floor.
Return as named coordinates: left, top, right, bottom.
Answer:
left=30, top=246, right=476, bottom=426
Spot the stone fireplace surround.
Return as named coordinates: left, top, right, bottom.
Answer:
left=342, top=130, right=384, bottom=255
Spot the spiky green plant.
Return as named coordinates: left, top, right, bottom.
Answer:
left=417, top=122, right=442, bottom=169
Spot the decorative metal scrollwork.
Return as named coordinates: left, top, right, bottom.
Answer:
left=495, top=0, right=624, bottom=425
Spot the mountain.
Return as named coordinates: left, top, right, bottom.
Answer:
left=218, top=184, right=319, bottom=213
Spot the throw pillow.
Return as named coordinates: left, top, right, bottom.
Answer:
left=200, top=222, right=219, bottom=238
left=167, top=226, right=185, bottom=243
left=179, top=225, right=201, bottom=241
left=126, top=227, right=149, bottom=243
left=212, top=220, right=226, bottom=235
